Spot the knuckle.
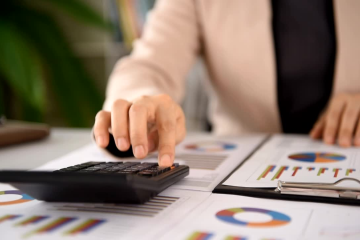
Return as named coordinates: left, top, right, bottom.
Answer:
left=95, top=110, right=108, bottom=120
left=156, top=94, right=173, bottom=103
left=159, top=120, right=176, bottom=132
left=134, top=95, right=150, bottom=102
left=158, top=101, right=176, bottom=114
left=112, top=99, right=129, bottom=110
left=129, top=103, right=147, bottom=115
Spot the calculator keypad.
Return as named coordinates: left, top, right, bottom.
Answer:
left=55, top=162, right=179, bottom=177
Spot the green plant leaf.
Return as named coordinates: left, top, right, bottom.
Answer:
left=36, top=0, right=112, bottom=30
left=9, top=9, right=103, bottom=127
left=0, top=21, right=45, bottom=112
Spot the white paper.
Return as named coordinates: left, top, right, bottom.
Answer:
left=38, top=133, right=266, bottom=191
left=223, top=135, right=360, bottom=188
left=0, top=183, right=210, bottom=240
left=168, top=134, right=265, bottom=191
left=159, top=194, right=360, bottom=240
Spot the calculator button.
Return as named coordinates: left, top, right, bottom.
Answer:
left=98, top=162, right=141, bottom=173
left=80, top=162, right=103, bottom=167
left=138, top=166, right=166, bottom=176
left=122, top=162, right=141, bottom=167
left=55, top=162, right=103, bottom=172
left=78, top=162, right=117, bottom=173
left=141, top=163, right=158, bottom=167
left=158, top=166, right=171, bottom=174
left=117, top=169, right=139, bottom=174
left=55, top=167, right=78, bottom=172
left=138, top=170, right=157, bottom=177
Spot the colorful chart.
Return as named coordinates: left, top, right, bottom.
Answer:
left=15, top=216, right=49, bottom=226
left=24, top=217, right=77, bottom=238
left=317, top=168, right=328, bottom=176
left=271, top=166, right=288, bottom=181
left=0, top=190, right=34, bottom=206
left=185, top=141, right=236, bottom=152
left=333, top=168, right=342, bottom=178
left=187, top=231, right=214, bottom=240
left=288, top=152, right=346, bottom=163
left=292, top=166, right=302, bottom=176
left=216, top=208, right=291, bottom=228
left=65, top=219, right=106, bottom=235
left=225, top=236, right=248, bottom=240
left=346, top=169, right=356, bottom=176
left=0, top=215, right=22, bottom=224
left=257, top=165, right=276, bottom=180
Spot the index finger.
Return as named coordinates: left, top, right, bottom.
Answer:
left=155, top=102, right=176, bottom=167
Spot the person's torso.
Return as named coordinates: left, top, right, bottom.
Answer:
left=194, top=0, right=360, bottom=135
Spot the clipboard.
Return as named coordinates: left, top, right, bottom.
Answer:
left=213, top=136, right=360, bottom=206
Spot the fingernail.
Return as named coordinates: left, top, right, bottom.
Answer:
left=159, top=154, right=172, bottom=167
left=117, top=138, right=128, bottom=150
left=340, top=138, right=351, bottom=147
left=134, top=145, right=145, bottom=158
left=97, top=136, right=105, bottom=146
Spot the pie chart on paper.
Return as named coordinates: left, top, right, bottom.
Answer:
left=288, top=152, right=346, bottom=163
left=0, top=190, right=34, bottom=205
left=184, top=141, right=236, bottom=152
left=215, top=207, right=291, bottom=228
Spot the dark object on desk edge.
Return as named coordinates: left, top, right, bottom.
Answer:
left=105, top=132, right=134, bottom=157
left=0, top=162, right=189, bottom=204
left=213, top=135, right=360, bottom=206
left=0, top=120, right=50, bottom=147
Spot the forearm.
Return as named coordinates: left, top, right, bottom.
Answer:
left=104, top=0, right=201, bottom=110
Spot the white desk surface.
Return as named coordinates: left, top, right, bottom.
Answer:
left=0, top=128, right=92, bottom=170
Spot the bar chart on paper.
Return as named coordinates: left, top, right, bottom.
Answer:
left=0, top=196, right=177, bottom=240
left=0, top=188, right=210, bottom=240
left=223, top=135, right=360, bottom=188
left=0, top=213, right=106, bottom=239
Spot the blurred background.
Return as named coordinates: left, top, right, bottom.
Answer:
left=0, top=0, right=209, bottom=131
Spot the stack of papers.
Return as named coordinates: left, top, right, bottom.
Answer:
left=1, top=134, right=359, bottom=240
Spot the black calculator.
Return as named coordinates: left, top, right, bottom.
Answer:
left=0, top=161, right=189, bottom=204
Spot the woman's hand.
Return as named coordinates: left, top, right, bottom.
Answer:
left=93, top=94, right=186, bottom=166
left=310, top=93, right=360, bottom=147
